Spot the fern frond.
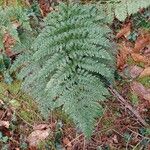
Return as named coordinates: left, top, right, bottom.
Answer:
left=10, top=23, right=39, bottom=74
left=0, top=6, right=31, bottom=49
left=99, top=0, right=150, bottom=22
left=16, top=3, right=116, bottom=137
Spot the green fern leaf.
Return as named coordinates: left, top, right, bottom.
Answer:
left=15, top=3, right=116, bottom=137
left=99, top=0, right=150, bottom=22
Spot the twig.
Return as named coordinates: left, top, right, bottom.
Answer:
left=16, top=112, right=33, bottom=128
left=126, top=133, right=133, bottom=150
left=132, top=139, right=144, bottom=150
left=108, top=86, right=149, bottom=127
left=127, top=128, right=150, bottom=140
left=83, top=137, right=86, bottom=150
left=65, top=134, right=83, bottom=147
left=0, top=109, right=8, bottom=120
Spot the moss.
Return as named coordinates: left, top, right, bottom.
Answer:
left=17, top=94, right=43, bottom=124
left=0, top=80, right=21, bottom=98
left=7, top=80, right=21, bottom=95
left=129, top=92, right=139, bottom=106
left=102, top=118, right=114, bottom=128
left=0, top=82, right=6, bottom=95
left=127, top=56, right=145, bottom=68
left=127, top=56, right=135, bottom=65
left=138, top=76, right=150, bottom=88
left=38, top=140, right=56, bottom=150
left=19, top=109, right=41, bottom=124
left=0, top=80, right=43, bottom=126
left=9, top=99, right=21, bottom=109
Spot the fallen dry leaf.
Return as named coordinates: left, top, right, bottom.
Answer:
left=131, top=81, right=150, bottom=101
left=0, top=110, right=5, bottom=119
left=139, top=67, right=150, bottom=78
left=39, top=0, right=54, bottom=17
left=143, top=44, right=150, bottom=56
left=116, top=23, right=131, bottom=39
left=63, top=137, right=72, bottom=147
left=117, top=53, right=126, bottom=70
left=144, top=94, right=150, bottom=101
left=33, top=124, right=49, bottom=130
left=134, top=34, right=150, bottom=53
left=131, top=53, right=148, bottom=63
left=0, top=121, right=10, bottom=128
left=27, top=128, right=50, bottom=146
left=129, top=65, right=143, bottom=78
left=28, top=146, right=37, bottom=150
left=112, top=135, right=118, bottom=144
left=3, top=33, right=15, bottom=57
left=117, top=42, right=131, bottom=70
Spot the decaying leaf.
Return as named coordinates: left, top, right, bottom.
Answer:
left=129, top=65, right=143, bottom=78
left=33, top=124, right=49, bottom=130
left=131, top=53, right=148, bottom=63
left=63, top=137, right=72, bottom=147
left=3, top=33, right=15, bottom=57
left=134, top=34, right=150, bottom=53
left=0, top=120, right=10, bottom=128
left=112, top=135, right=118, bottom=144
left=131, top=81, right=150, bottom=101
left=0, top=110, right=5, bottom=119
left=116, top=23, right=131, bottom=39
left=139, top=67, right=150, bottom=78
left=28, top=146, right=37, bottom=150
left=117, top=42, right=131, bottom=70
left=27, top=128, right=50, bottom=146
left=39, top=0, right=54, bottom=17
left=144, top=94, right=150, bottom=101
left=143, top=44, right=150, bottom=56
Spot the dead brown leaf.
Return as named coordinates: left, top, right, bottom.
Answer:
left=143, top=44, right=150, bottom=56
left=33, top=124, right=49, bottom=130
left=117, top=42, right=132, bottom=70
left=116, top=23, right=131, bottom=39
left=131, top=53, right=148, bottom=63
left=117, top=53, right=126, bottom=70
left=0, top=120, right=10, bottom=128
left=63, top=137, right=72, bottom=147
left=129, top=65, right=143, bottom=78
left=112, top=135, right=118, bottom=144
left=139, top=67, right=150, bottom=78
left=131, top=81, right=150, bottom=101
left=134, top=34, right=150, bottom=53
left=27, top=128, right=50, bottom=146
left=0, top=110, right=5, bottom=119
left=3, top=33, right=15, bottom=57
left=39, top=0, right=53, bottom=17
left=28, top=146, right=37, bottom=150
left=144, top=94, right=150, bottom=101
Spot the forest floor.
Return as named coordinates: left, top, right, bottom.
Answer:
left=0, top=6, right=150, bottom=150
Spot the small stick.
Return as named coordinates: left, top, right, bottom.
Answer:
left=108, top=86, right=149, bottom=127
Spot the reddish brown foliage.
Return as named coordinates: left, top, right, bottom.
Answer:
left=39, top=0, right=54, bottom=17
